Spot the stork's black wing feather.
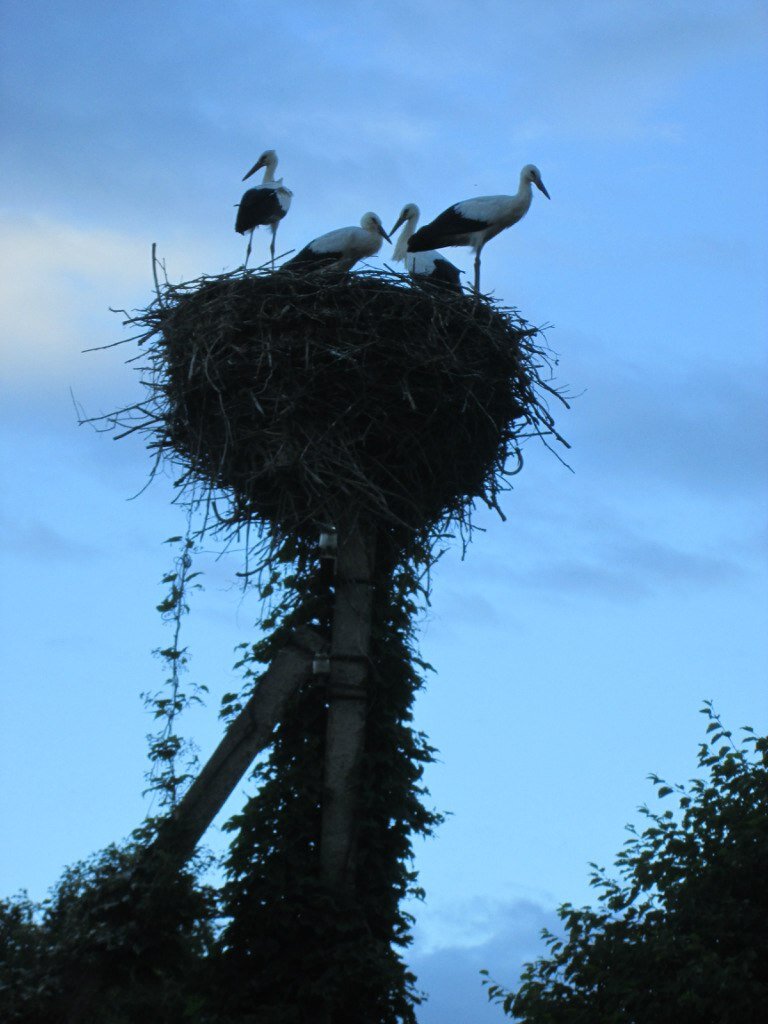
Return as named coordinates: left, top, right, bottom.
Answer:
left=235, top=187, right=284, bottom=234
left=281, top=246, right=342, bottom=270
left=407, top=205, right=488, bottom=252
left=429, top=258, right=463, bottom=290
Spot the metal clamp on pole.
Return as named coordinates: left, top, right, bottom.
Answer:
left=326, top=683, right=368, bottom=701
left=319, top=527, right=338, bottom=563
left=312, top=650, right=331, bottom=676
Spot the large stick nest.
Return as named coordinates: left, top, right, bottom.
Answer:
left=109, top=267, right=567, bottom=552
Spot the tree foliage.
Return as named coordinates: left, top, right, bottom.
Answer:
left=0, top=845, right=217, bottom=1023
left=484, top=704, right=768, bottom=1023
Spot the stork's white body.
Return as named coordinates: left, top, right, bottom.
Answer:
left=391, top=204, right=462, bottom=291
left=408, top=164, right=550, bottom=293
left=284, top=213, right=390, bottom=273
left=236, top=149, right=293, bottom=267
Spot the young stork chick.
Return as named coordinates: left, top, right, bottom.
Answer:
left=407, top=164, right=550, bottom=294
left=235, top=149, right=293, bottom=267
left=390, top=203, right=462, bottom=291
left=282, top=213, right=391, bottom=272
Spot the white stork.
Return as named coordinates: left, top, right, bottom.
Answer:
left=407, top=164, right=550, bottom=294
left=282, top=213, right=391, bottom=272
left=390, top=203, right=462, bottom=291
left=235, top=149, right=292, bottom=267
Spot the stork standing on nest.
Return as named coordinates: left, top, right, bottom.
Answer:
left=282, top=213, right=391, bottom=272
left=407, top=164, right=550, bottom=294
left=390, top=203, right=462, bottom=291
left=235, top=149, right=293, bottom=268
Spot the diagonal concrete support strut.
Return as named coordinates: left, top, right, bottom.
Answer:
left=151, top=624, right=323, bottom=869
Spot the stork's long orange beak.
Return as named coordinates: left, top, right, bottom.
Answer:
left=390, top=212, right=408, bottom=235
left=537, top=179, right=551, bottom=200
left=242, top=156, right=266, bottom=182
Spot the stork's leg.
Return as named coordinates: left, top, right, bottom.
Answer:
left=245, top=231, right=254, bottom=268
left=270, top=227, right=277, bottom=269
left=474, top=253, right=481, bottom=295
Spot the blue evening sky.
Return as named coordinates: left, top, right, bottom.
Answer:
left=1, top=2, right=767, bottom=1020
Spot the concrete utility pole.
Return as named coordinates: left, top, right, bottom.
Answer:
left=320, top=520, right=376, bottom=891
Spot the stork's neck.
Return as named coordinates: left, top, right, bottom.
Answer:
left=393, top=215, right=417, bottom=263
left=261, top=157, right=278, bottom=183
left=516, top=172, right=533, bottom=205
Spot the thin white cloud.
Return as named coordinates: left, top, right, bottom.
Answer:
left=0, top=213, right=212, bottom=382
left=0, top=213, right=145, bottom=375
